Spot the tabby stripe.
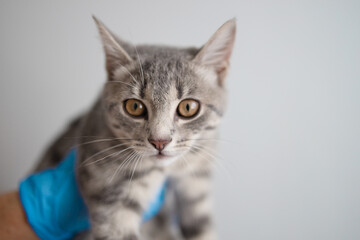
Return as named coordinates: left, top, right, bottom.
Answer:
left=123, top=166, right=163, bottom=181
left=94, top=237, right=108, bottom=240
left=153, top=212, right=167, bottom=226
left=140, top=78, right=147, bottom=98
left=206, top=104, right=223, bottom=117
left=123, top=234, right=139, bottom=240
left=176, top=78, right=184, bottom=99
left=204, top=125, right=216, bottom=130
left=89, top=193, right=119, bottom=205
left=123, top=198, right=143, bottom=214
left=78, top=165, right=91, bottom=180
left=108, top=102, right=118, bottom=112
left=193, top=169, right=212, bottom=178
left=91, top=212, right=106, bottom=223
left=183, top=192, right=208, bottom=206
left=180, top=215, right=211, bottom=239
left=183, top=113, right=209, bottom=131
left=88, top=186, right=124, bottom=205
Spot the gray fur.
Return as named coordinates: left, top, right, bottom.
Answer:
left=35, top=17, right=236, bottom=240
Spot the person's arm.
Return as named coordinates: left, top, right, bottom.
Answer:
left=0, top=191, right=38, bottom=240
left=0, top=148, right=166, bottom=240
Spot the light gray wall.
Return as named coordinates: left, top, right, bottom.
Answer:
left=1, top=1, right=359, bottom=239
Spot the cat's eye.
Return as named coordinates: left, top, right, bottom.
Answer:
left=124, top=99, right=147, bottom=118
left=177, top=99, right=200, bottom=118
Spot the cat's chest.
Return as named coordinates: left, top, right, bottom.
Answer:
left=126, top=166, right=167, bottom=207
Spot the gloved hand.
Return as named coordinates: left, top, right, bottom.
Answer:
left=19, top=148, right=166, bottom=240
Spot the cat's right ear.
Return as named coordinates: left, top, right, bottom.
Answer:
left=93, top=16, right=133, bottom=76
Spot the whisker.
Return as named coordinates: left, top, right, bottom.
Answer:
left=183, top=138, right=236, bottom=144
left=133, top=44, right=145, bottom=84
left=192, top=144, right=223, bottom=160
left=193, top=143, right=237, bottom=169
left=83, top=146, right=134, bottom=167
left=81, top=142, right=129, bottom=166
left=124, top=152, right=142, bottom=197
left=117, top=63, right=139, bottom=84
left=137, top=151, right=145, bottom=172
left=106, top=80, right=139, bottom=90
left=190, top=145, right=234, bottom=183
left=107, top=150, right=136, bottom=184
left=180, top=154, right=196, bottom=178
left=120, top=151, right=138, bottom=175
left=188, top=148, right=218, bottom=172
left=74, top=138, right=131, bottom=148
left=122, top=150, right=140, bottom=176
left=63, top=136, right=134, bottom=140
left=191, top=145, right=226, bottom=169
left=129, top=152, right=142, bottom=185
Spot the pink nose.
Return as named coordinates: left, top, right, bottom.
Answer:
left=148, top=139, right=172, bottom=151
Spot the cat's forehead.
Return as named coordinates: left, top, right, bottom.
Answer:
left=129, top=46, right=197, bottom=81
left=142, top=58, right=193, bottom=83
left=137, top=56, right=199, bottom=102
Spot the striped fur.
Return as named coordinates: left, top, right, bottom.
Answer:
left=35, top=17, right=236, bottom=240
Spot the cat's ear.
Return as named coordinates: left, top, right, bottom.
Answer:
left=93, top=16, right=133, bottom=76
left=193, top=19, right=236, bottom=85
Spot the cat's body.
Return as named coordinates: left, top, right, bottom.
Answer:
left=35, top=17, right=236, bottom=240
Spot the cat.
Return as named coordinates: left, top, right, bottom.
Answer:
left=35, top=16, right=236, bottom=240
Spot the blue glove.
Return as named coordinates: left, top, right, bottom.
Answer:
left=19, top=148, right=166, bottom=240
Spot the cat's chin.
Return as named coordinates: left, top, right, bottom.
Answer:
left=152, top=153, right=178, bottom=167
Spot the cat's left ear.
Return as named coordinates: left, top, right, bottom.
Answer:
left=193, top=19, right=236, bottom=85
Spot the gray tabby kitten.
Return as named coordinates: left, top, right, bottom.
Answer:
left=35, top=17, right=236, bottom=240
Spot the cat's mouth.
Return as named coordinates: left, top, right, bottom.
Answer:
left=155, top=152, right=169, bottom=159
left=152, top=152, right=178, bottom=166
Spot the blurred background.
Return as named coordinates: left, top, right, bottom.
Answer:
left=1, top=0, right=359, bottom=239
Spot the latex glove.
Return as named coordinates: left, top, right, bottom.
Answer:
left=19, top=148, right=166, bottom=240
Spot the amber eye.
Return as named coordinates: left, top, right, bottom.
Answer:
left=177, top=99, right=200, bottom=118
left=124, top=99, right=146, bottom=117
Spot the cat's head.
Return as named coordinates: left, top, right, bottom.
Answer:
left=94, top=17, right=236, bottom=166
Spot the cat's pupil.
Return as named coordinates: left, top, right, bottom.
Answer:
left=186, top=104, right=190, bottom=112
left=133, top=103, right=138, bottom=110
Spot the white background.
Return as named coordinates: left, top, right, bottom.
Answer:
left=0, top=1, right=359, bottom=239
